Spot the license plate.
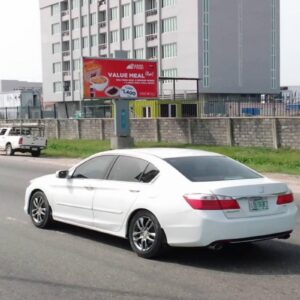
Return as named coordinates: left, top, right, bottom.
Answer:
left=248, top=197, right=268, bottom=211
left=31, top=147, right=38, bottom=151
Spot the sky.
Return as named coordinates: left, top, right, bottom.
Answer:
left=0, top=0, right=299, bottom=86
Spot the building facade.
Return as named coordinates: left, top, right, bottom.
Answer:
left=39, top=0, right=280, bottom=106
left=0, top=80, right=42, bottom=93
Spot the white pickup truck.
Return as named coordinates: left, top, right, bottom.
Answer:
left=0, top=124, right=47, bottom=157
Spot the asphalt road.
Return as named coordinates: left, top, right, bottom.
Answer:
left=0, top=155, right=300, bottom=300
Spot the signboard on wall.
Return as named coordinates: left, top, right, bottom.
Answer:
left=82, top=57, right=158, bottom=99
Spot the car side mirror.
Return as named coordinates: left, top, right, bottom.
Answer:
left=56, top=170, right=69, bottom=179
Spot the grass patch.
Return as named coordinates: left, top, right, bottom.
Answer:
left=44, top=139, right=110, bottom=158
left=43, top=139, right=300, bottom=175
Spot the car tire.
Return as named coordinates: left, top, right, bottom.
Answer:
left=5, top=144, right=14, bottom=156
left=29, top=191, right=52, bottom=228
left=31, top=150, right=41, bottom=157
left=129, top=210, right=165, bottom=259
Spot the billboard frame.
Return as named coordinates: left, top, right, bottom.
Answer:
left=81, top=56, right=158, bottom=101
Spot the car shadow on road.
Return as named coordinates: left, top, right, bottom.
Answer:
left=50, top=222, right=300, bottom=275
left=50, top=222, right=132, bottom=252
left=159, top=240, right=300, bottom=275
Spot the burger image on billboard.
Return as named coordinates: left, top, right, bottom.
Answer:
left=90, top=76, right=109, bottom=91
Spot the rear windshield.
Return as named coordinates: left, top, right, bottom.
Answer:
left=165, top=156, right=262, bottom=182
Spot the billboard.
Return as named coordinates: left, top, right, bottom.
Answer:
left=83, top=57, right=158, bottom=99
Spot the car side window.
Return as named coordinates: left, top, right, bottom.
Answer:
left=72, top=155, right=116, bottom=179
left=0, top=129, right=6, bottom=135
left=140, top=163, right=159, bottom=183
left=108, top=156, right=148, bottom=182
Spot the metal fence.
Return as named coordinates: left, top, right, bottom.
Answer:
left=1, top=99, right=300, bottom=120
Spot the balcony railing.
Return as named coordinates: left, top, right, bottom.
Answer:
left=146, top=34, right=158, bottom=42
left=61, top=10, right=70, bottom=17
left=63, top=71, right=71, bottom=77
left=62, top=31, right=70, bottom=38
left=62, top=51, right=70, bottom=57
left=99, top=44, right=107, bottom=50
left=146, top=8, right=158, bottom=17
left=99, top=21, right=106, bottom=29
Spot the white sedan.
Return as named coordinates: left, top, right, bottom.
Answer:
left=24, top=148, right=297, bottom=258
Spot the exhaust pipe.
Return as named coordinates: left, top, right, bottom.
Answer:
left=208, top=243, right=224, bottom=251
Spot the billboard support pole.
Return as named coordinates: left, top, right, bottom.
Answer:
left=111, top=98, right=134, bottom=149
left=110, top=50, right=134, bottom=149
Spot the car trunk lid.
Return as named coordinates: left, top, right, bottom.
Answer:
left=191, top=178, right=289, bottom=219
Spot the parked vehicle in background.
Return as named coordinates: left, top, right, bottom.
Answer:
left=24, top=148, right=297, bottom=259
left=0, top=123, right=47, bottom=157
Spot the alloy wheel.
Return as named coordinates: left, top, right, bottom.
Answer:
left=132, top=216, right=157, bottom=252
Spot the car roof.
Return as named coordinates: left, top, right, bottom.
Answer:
left=100, top=148, right=222, bottom=159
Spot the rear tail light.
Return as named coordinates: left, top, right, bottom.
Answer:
left=277, top=193, right=294, bottom=205
left=18, top=137, right=23, bottom=145
left=184, top=194, right=240, bottom=210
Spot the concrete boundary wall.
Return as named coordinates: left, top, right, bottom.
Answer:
left=2, top=118, right=300, bottom=149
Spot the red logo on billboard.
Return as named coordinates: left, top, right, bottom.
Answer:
left=83, top=57, right=158, bottom=99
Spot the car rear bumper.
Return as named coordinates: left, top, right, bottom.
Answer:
left=163, top=205, right=298, bottom=247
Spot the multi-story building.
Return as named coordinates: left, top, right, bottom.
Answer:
left=40, top=0, right=280, bottom=112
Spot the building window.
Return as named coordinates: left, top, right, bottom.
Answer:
left=81, top=0, right=88, bottom=6
left=122, top=4, right=131, bottom=18
left=162, top=68, right=177, bottom=82
left=71, top=0, right=80, bottom=9
left=51, top=3, right=60, bottom=16
left=162, top=43, right=177, bottom=58
left=61, top=21, right=69, bottom=32
left=182, top=104, right=197, bottom=117
left=53, top=62, right=61, bottom=74
left=99, top=33, right=107, bottom=44
left=53, top=82, right=62, bottom=93
left=160, top=104, right=176, bottom=118
left=90, top=34, right=97, bottom=46
left=203, top=0, right=210, bottom=87
left=72, top=18, right=80, bottom=30
left=134, top=48, right=144, bottom=59
left=146, top=0, right=157, bottom=10
left=51, top=23, right=60, bottom=35
left=72, top=38, right=80, bottom=50
left=90, top=13, right=97, bottom=26
left=52, top=42, right=61, bottom=54
left=147, top=22, right=157, bottom=35
left=142, top=106, right=152, bottom=118
left=81, top=15, right=88, bottom=27
left=110, top=7, right=119, bottom=20
left=63, top=61, right=70, bottom=71
left=99, top=11, right=106, bottom=22
left=82, top=36, right=88, bottom=48
left=162, top=17, right=177, bottom=33
left=162, top=0, right=177, bottom=7
left=134, top=0, right=144, bottom=15
left=134, top=24, right=144, bottom=39
left=110, top=30, right=119, bottom=43
left=73, top=80, right=80, bottom=91
left=73, top=59, right=81, bottom=71
left=147, top=47, right=157, bottom=59
left=122, top=27, right=131, bottom=41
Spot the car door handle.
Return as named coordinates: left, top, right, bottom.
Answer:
left=130, top=190, right=140, bottom=193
